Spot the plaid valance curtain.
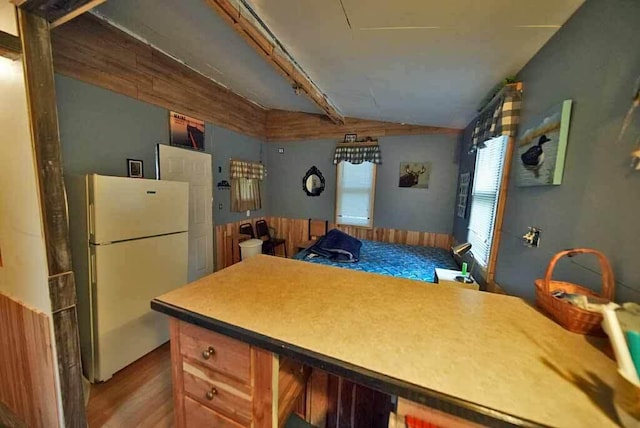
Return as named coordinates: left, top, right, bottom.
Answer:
left=230, top=159, right=265, bottom=180
left=470, top=84, right=523, bottom=153
left=333, top=144, right=382, bottom=165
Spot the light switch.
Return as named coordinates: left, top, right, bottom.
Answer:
left=218, top=203, right=223, bottom=210
left=246, top=210, right=250, bottom=217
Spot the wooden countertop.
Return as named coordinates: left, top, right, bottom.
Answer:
left=152, top=255, right=619, bottom=427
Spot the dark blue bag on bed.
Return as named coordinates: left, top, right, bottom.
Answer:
left=308, top=229, right=362, bottom=263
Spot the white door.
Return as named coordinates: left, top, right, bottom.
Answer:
left=157, top=144, right=214, bottom=281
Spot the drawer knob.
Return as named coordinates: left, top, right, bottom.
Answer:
left=202, top=346, right=215, bottom=360
left=205, top=387, right=218, bottom=400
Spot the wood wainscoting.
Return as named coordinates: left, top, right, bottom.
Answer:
left=215, top=217, right=454, bottom=270
left=0, top=293, right=59, bottom=427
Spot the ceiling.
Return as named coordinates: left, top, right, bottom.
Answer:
left=94, top=0, right=585, bottom=128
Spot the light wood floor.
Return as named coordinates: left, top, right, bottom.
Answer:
left=86, top=343, right=173, bottom=428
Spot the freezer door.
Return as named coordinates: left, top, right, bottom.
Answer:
left=90, top=232, right=188, bottom=382
left=89, top=174, right=188, bottom=244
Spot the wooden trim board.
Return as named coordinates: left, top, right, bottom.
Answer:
left=14, top=0, right=105, bottom=24
left=486, top=135, right=516, bottom=284
left=0, top=293, right=59, bottom=427
left=50, top=0, right=107, bottom=29
left=0, top=30, right=21, bottom=59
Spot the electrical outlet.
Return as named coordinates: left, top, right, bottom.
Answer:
left=218, top=203, right=223, bottom=210
left=246, top=210, right=250, bottom=217
left=278, top=148, right=284, bottom=154
left=523, top=227, right=541, bottom=248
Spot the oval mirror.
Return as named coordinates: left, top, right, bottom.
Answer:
left=302, top=166, right=325, bottom=197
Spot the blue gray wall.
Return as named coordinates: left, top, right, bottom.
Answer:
left=455, top=0, right=640, bottom=302
left=267, top=134, right=459, bottom=233
left=55, top=74, right=267, bottom=225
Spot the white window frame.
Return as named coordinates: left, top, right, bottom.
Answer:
left=467, top=135, right=508, bottom=269
left=335, top=161, right=377, bottom=228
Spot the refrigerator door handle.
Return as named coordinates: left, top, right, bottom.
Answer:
left=90, top=251, right=97, bottom=285
left=89, top=202, right=95, bottom=240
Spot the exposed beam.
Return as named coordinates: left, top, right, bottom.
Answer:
left=12, top=0, right=106, bottom=25
left=265, top=109, right=462, bottom=142
left=0, top=30, right=21, bottom=59
left=18, top=9, right=87, bottom=426
left=205, top=0, right=345, bottom=125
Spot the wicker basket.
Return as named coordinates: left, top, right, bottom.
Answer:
left=535, top=248, right=615, bottom=336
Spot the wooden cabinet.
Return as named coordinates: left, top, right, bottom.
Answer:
left=170, top=318, right=309, bottom=427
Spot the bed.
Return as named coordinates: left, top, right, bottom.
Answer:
left=294, top=238, right=458, bottom=283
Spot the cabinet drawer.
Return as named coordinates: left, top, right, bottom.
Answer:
left=183, top=362, right=252, bottom=425
left=179, top=321, right=251, bottom=383
left=184, top=396, right=248, bottom=428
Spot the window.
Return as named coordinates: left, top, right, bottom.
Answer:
left=335, top=161, right=376, bottom=227
left=467, top=135, right=508, bottom=268
left=231, top=178, right=261, bottom=212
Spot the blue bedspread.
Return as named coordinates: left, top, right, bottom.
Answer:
left=294, top=239, right=458, bottom=283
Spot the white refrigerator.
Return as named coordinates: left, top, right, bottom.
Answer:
left=66, top=174, right=189, bottom=383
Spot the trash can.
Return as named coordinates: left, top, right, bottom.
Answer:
left=239, top=239, right=263, bottom=260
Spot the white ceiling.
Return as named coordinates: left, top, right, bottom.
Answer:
left=93, top=0, right=585, bottom=129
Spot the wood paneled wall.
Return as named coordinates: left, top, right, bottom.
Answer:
left=0, top=293, right=59, bottom=427
left=215, top=217, right=454, bottom=270
left=265, top=109, right=462, bottom=142
left=51, top=14, right=266, bottom=138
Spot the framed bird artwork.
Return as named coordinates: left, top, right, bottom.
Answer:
left=516, top=100, right=573, bottom=187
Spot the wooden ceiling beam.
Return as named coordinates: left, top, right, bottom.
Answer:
left=12, top=0, right=107, bottom=28
left=204, top=0, right=345, bottom=125
left=0, top=30, right=21, bottom=60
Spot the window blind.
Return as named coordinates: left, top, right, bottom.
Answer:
left=335, top=161, right=376, bottom=227
left=467, top=135, right=508, bottom=267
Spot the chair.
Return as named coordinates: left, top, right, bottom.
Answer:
left=238, top=222, right=255, bottom=238
left=296, top=219, right=328, bottom=251
left=255, top=219, right=287, bottom=257
left=308, top=219, right=328, bottom=240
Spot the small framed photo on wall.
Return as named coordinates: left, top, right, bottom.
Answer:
left=127, top=159, right=143, bottom=178
left=457, top=172, right=470, bottom=218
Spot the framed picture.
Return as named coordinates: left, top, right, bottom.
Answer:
left=169, top=111, right=205, bottom=151
left=516, top=99, right=572, bottom=186
left=399, top=162, right=431, bottom=188
left=344, top=133, right=357, bottom=143
left=457, top=172, right=471, bottom=218
left=127, top=159, right=143, bottom=178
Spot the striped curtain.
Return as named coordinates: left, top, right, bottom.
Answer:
left=470, top=84, right=522, bottom=153
left=230, top=160, right=265, bottom=180
left=333, top=144, right=382, bottom=165
left=230, top=160, right=263, bottom=212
